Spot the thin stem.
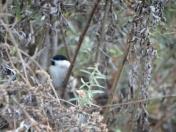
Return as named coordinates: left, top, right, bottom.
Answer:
left=95, top=0, right=110, bottom=62
left=60, top=23, right=70, bottom=61
left=1, top=19, right=31, bottom=87
left=62, top=0, right=101, bottom=98
left=103, top=34, right=132, bottom=120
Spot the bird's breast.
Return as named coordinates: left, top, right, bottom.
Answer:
left=49, top=65, right=68, bottom=88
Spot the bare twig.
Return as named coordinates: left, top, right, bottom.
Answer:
left=60, top=22, right=71, bottom=61
left=153, top=103, right=176, bottom=131
left=19, top=48, right=44, bottom=70
left=62, top=0, right=101, bottom=98
left=4, top=45, right=27, bottom=83
left=102, top=94, right=176, bottom=109
left=0, top=13, right=13, bottom=17
left=95, top=0, right=110, bottom=62
left=39, top=27, right=50, bottom=70
left=12, top=96, right=41, bottom=131
left=50, top=21, right=59, bottom=56
left=0, top=20, right=31, bottom=86
left=36, top=70, right=61, bottom=106
left=103, top=34, right=132, bottom=120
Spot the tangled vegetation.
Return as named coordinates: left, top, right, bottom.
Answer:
left=0, top=0, right=175, bottom=132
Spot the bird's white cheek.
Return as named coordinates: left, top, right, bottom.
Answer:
left=55, top=60, right=70, bottom=68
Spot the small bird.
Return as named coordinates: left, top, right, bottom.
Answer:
left=49, top=55, right=70, bottom=88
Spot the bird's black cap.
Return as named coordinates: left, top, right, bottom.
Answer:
left=51, top=55, right=68, bottom=65
left=52, top=55, right=68, bottom=61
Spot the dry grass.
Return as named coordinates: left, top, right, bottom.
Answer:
left=0, top=79, right=107, bottom=131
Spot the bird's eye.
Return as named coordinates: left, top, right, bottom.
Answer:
left=51, top=60, right=55, bottom=65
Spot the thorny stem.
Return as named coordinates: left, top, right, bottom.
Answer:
left=62, top=0, right=101, bottom=98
